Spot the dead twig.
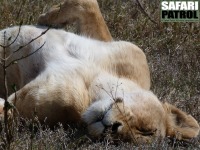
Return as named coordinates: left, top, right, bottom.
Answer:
left=0, top=25, right=49, bottom=149
left=0, top=25, right=22, bottom=48
left=2, top=31, right=11, bottom=150
left=97, top=82, right=138, bottom=145
left=13, top=28, right=49, bottom=54
left=5, top=42, right=45, bottom=69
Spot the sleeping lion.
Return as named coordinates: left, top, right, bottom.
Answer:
left=0, top=25, right=199, bottom=143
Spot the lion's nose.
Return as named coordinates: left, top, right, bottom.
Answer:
left=103, top=122, right=122, bottom=133
left=111, top=122, right=122, bottom=133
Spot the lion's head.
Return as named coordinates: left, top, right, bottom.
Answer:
left=82, top=90, right=200, bottom=143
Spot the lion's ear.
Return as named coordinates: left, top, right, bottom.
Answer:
left=163, top=102, right=200, bottom=140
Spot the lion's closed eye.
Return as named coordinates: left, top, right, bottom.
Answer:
left=136, top=127, right=157, bottom=136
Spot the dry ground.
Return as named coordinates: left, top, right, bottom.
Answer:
left=0, top=0, right=199, bottom=149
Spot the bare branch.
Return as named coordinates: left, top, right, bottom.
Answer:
left=0, top=57, right=6, bottom=61
left=13, top=27, right=49, bottom=54
left=0, top=43, right=5, bottom=49
left=7, top=25, right=22, bottom=48
left=113, top=101, right=138, bottom=144
left=2, top=30, right=10, bottom=146
left=114, top=79, right=122, bottom=100
left=0, top=25, right=48, bottom=149
left=135, top=0, right=158, bottom=25
left=96, top=83, right=138, bottom=144
left=4, top=27, right=50, bottom=61
left=0, top=25, right=22, bottom=48
left=5, top=42, right=46, bottom=68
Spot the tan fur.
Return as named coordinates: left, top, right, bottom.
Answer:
left=4, top=62, right=199, bottom=143
left=0, top=24, right=198, bottom=143
left=0, top=26, right=150, bottom=99
left=107, top=43, right=150, bottom=89
left=0, top=0, right=198, bottom=142
left=163, top=103, right=200, bottom=139
left=38, top=0, right=112, bottom=41
left=0, top=98, right=5, bottom=120
left=37, top=0, right=150, bottom=89
left=104, top=101, right=200, bottom=143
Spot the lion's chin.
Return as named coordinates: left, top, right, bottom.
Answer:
left=82, top=98, right=127, bottom=137
left=88, top=122, right=105, bottom=136
left=85, top=109, right=124, bottom=138
left=85, top=113, right=113, bottom=136
left=82, top=100, right=118, bottom=137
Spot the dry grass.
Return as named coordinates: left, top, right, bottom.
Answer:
left=0, top=0, right=200, bottom=149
